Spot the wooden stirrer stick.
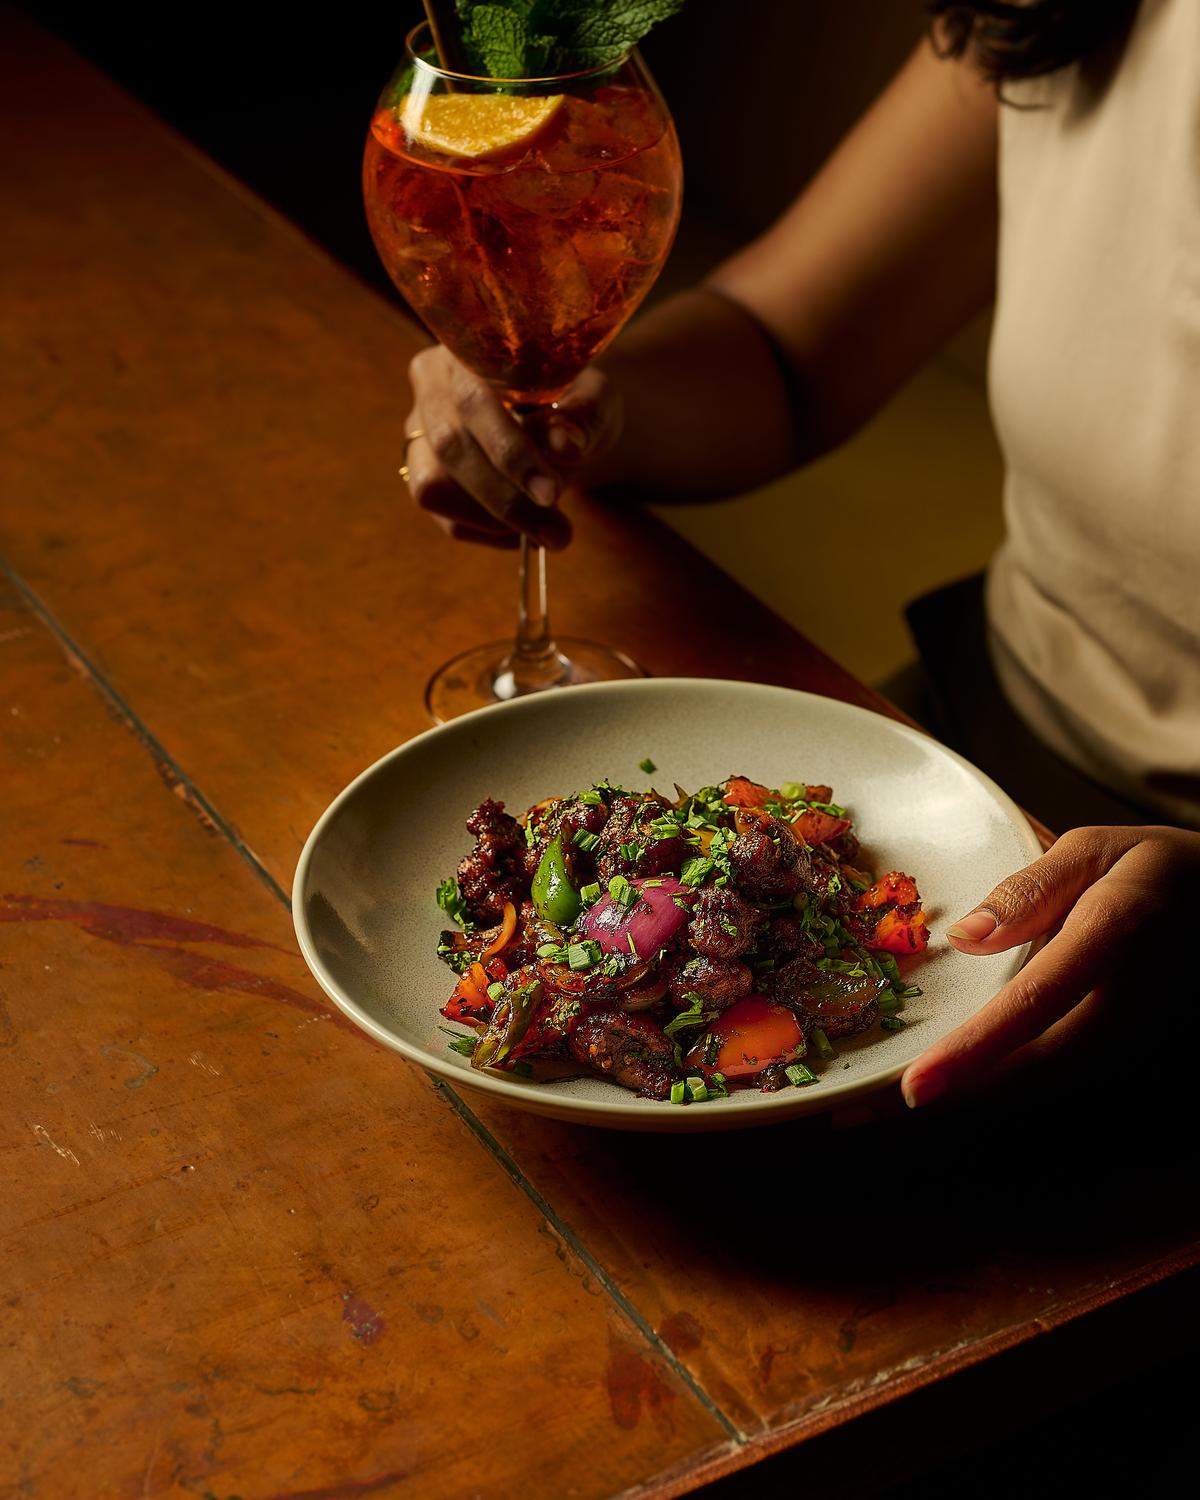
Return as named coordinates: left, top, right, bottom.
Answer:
left=422, top=1, right=474, bottom=75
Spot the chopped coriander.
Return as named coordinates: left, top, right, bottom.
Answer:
left=785, top=1062, right=818, bottom=1087
left=572, top=828, right=600, bottom=853
left=486, top=980, right=505, bottom=1002
left=639, top=757, right=657, bottom=774
left=670, top=1080, right=687, bottom=1106
left=680, top=855, right=713, bottom=888
left=686, top=1077, right=708, bottom=1102
left=811, top=1027, right=835, bottom=1061
left=435, top=877, right=473, bottom=930
left=880, top=1016, right=906, bottom=1032
left=436, top=936, right=474, bottom=975
left=579, top=882, right=602, bottom=906
left=664, top=993, right=708, bottom=1036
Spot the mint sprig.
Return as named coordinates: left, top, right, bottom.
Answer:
left=454, top=0, right=686, bottom=79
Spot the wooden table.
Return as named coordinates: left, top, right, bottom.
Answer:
left=4, top=10, right=1199, bottom=1497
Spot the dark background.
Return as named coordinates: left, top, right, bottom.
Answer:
left=15, top=2, right=1192, bottom=1494
left=20, top=0, right=925, bottom=305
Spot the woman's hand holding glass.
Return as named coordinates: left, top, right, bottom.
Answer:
left=403, top=345, right=622, bottom=551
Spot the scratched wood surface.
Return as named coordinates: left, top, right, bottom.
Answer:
left=3, top=9, right=1199, bottom=1499
left=0, top=578, right=732, bottom=1496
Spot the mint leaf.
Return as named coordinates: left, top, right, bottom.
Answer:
left=531, top=0, right=686, bottom=71
left=459, top=3, right=531, bottom=78
left=455, top=0, right=687, bottom=79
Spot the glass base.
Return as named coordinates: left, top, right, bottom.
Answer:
left=425, top=637, right=645, bottom=723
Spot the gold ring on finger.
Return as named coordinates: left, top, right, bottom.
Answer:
left=398, top=428, right=426, bottom=485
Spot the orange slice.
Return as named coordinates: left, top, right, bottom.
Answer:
left=402, top=92, right=565, bottom=161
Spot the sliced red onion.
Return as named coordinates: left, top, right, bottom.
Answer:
left=580, top=877, right=696, bottom=958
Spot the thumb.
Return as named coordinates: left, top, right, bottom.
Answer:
left=945, top=826, right=1136, bottom=952
left=534, top=366, right=622, bottom=469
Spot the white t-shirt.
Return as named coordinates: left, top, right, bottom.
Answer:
left=986, top=0, right=1200, bottom=827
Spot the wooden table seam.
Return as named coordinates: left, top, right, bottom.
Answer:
left=432, top=1078, right=747, bottom=1447
left=1, top=555, right=291, bottom=909
left=614, top=1241, right=1200, bottom=1500
left=2, top=551, right=750, bottom=1458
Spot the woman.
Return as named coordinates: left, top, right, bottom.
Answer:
left=397, top=0, right=1200, bottom=1107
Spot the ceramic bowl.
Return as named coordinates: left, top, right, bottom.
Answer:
left=293, top=678, right=1041, bottom=1131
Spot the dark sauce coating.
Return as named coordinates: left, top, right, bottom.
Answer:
left=457, top=799, right=528, bottom=924
left=769, top=956, right=881, bottom=1039
left=568, top=1011, right=679, bottom=1099
left=668, top=955, right=753, bottom=1010
left=595, top=794, right=689, bottom=881
left=687, top=886, right=763, bottom=958
left=728, top=816, right=811, bottom=903
left=764, top=912, right=823, bottom=964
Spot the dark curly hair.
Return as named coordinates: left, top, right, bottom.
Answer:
left=928, top=0, right=1142, bottom=82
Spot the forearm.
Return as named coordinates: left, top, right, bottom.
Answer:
left=586, top=287, right=801, bottom=499
left=586, top=38, right=998, bottom=501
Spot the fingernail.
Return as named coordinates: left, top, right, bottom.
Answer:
left=528, top=474, right=558, bottom=508
left=902, top=1068, right=947, bottom=1110
left=547, top=421, right=587, bottom=460
left=946, top=910, right=998, bottom=943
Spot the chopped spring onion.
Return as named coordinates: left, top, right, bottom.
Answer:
left=785, top=1062, right=818, bottom=1087
left=880, top=1016, right=906, bottom=1032
left=811, top=1027, right=835, bottom=1061
left=567, top=941, right=601, bottom=972
left=670, top=1080, right=687, bottom=1105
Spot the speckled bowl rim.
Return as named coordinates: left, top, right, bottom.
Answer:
left=292, top=678, right=1043, bottom=1132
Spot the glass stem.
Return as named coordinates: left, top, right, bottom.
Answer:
left=511, top=536, right=562, bottom=692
